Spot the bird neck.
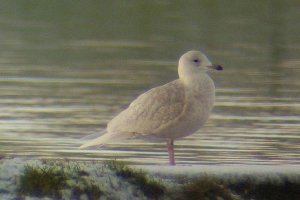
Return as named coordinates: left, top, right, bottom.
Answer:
left=183, top=73, right=215, bottom=110
left=181, top=72, right=212, bottom=90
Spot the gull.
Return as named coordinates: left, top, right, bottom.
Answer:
left=80, top=50, right=223, bottom=165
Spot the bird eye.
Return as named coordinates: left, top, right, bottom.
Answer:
left=193, top=59, right=200, bottom=63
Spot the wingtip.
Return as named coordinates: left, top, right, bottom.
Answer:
left=78, top=139, right=92, bottom=149
left=78, top=139, right=104, bottom=149
left=79, top=142, right=92, bottom=149
left=78, top=144, right=86, bottom=149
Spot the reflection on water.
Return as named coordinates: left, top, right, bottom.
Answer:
left=0, top=1, right=299, bottom=166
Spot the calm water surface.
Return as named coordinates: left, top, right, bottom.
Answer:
left=0, top=1, right=299, bottom=166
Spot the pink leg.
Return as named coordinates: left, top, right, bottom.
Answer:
left=167, top=139, right=175, bottom=165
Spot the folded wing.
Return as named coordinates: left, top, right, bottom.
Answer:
left=108, top=80, right=185, bottom=135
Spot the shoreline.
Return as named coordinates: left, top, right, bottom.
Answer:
left=1, top=158, right=299, bottom=200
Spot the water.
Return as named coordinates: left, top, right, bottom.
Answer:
left=0, top=1, right=299, bottom=166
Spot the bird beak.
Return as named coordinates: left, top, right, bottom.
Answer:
left=207, top=64, right=223, bottom=71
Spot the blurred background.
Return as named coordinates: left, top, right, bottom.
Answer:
left=0, top=0, right=299, bottom=165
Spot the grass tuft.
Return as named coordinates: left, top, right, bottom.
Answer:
left=72, top=178, right=103, bottom=200
left=227, top=176, right=300, bottom=200
left=18, top=164, right=67, bottom=199
left=177, top=175, right=237, bottom=200
left=17, top=160, right=103, bottom=200
left=105, top=160, right=166, bottom=199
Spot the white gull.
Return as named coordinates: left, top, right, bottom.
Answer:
left=80, top=50, right=223, bottom=165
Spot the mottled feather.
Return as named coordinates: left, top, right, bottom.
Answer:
left=107, top=80, right=185, bottom=136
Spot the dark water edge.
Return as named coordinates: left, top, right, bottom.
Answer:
left=0, top=158, right=299, bottom=200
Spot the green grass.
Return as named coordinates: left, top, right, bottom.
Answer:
left=172, top=174, right=300, bottom=200
left=15, top=159, right=300, bottom=200
left=226, top=175, right=300, bottom=200
left=17, top=160, right=103, bottom=200
left=173, top=175, right=237, bottom=200
left=18, top=164, right=67, bottom=199
left=105, top=160, right=166, bottom=199
left=71, top=178, right=103, bottom=200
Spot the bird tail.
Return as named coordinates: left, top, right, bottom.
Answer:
left=79, top=132, right=112, bottom=149
left=79, top=131, right=133, bottom=149
left=80, top=130, right=106, bottom=141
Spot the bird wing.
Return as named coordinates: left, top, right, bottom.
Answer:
left=107, top=79, right=186, bottom=136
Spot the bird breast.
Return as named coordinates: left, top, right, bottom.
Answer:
left=161, top=74, right=215, bottom=139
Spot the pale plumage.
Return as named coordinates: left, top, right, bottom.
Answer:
left=80, top=50, right=223, bottom=165
left=107, top=80, right=185, bottom=140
